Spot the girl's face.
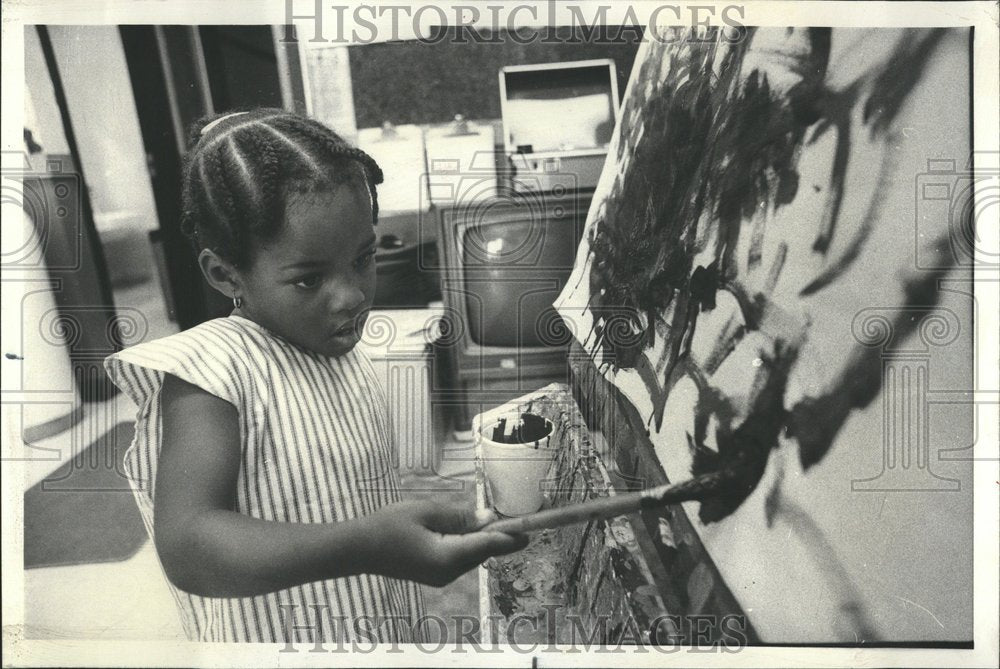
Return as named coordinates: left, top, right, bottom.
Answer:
left=234, top=185, right=377, bottom=357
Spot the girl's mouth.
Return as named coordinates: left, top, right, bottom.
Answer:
left=330, top=323, right=356, bottom=338
left=329, top=311, right=369, bottom=340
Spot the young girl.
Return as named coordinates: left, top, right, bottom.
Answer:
left=105, top=108, right=527, bottom=644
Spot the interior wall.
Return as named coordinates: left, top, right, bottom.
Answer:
left=345, top=26, right=642, bottom=129
left=24, top=28, right=69, bottom=161
left=14, top=28, right=79, bottom=433
left=45, top=25, right=158, bottom=234
left=199, top=26, right=283, bottom=111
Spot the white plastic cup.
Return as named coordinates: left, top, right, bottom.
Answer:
left=478, top=412, right=556, bottom=517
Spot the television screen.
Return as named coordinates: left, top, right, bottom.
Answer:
left=461, top=217, right=581, bottom=348
left=503, top=63, right=616, bottom=154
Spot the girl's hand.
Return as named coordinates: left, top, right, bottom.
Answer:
left=367, top=500, right=529, bottom=587
left=155, top=374, right=522, bottom=597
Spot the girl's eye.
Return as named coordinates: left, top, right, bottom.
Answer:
left=294, top=274, right=322, bottom=289
left=355, top=249, right=376, bottom=270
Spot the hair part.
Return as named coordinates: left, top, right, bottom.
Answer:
left=180, top=108, right=384, bottom=267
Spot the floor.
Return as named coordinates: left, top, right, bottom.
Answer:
left=22, top=269, right=186, bottom=639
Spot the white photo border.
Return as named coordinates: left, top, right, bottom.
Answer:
left=2, top=1, right=997, bottom=667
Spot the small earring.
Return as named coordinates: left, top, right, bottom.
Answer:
left=232, top=293, right=243, bottom=310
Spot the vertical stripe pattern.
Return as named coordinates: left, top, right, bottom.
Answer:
left=104, top=315, right=425, bottom=643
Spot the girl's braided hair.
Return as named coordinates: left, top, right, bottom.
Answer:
left=180, top=108, right=383, bottom=267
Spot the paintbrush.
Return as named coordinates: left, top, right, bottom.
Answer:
left=481, top=469, right=731, bottom=534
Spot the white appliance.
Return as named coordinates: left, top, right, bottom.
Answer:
left=499, top=59, right=620, bottom=193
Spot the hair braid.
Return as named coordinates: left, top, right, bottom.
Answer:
left=340, top=145, right=384, bottom=222
left=204, top=143, right=246, bottom=263
left=180, top=107, right=385, bottom=266
left=272, top=116, right=384, bottom=222
left=234, top=124, right=282, bottom=240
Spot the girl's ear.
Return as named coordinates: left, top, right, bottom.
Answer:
left=198, top=248, right=241, bottom=298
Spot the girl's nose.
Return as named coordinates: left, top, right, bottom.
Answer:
left=327, top=281, right=366, bottom=316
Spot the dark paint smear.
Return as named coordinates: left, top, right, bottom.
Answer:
left=790, top=256, right=951, bottom=469
left=765, top=473, right=881, bottom=641
left=811, top=103, right=853, bottom=253
left=863, top=29, right=947, bottom=139
left=589, top=27, right=820, bottom=369
left=585, top=28, right=953, bottom=521
left=800, top=142, right=900, bottom=296
left=690, top=341, right=798, bottom=524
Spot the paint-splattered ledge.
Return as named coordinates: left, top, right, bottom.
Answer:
left=475, top=383, right=669, bottom=645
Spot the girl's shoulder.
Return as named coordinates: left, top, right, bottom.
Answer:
left=105, top=316, right=269, bottom=411
left=111, top=315, right=265, bottom=366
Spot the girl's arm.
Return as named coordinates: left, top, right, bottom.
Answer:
left=153, top=374, right=526, bottom=598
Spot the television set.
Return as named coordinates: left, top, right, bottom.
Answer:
left=436, top=189, right=591, bottom=428
left=460, top=217, right=578, bottom=348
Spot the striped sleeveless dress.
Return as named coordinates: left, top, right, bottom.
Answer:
left=104, top=315, right=426, bottom=643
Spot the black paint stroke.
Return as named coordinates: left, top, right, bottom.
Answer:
left=589, top=27, right=826, bottom=371
left=789, top=254, right=951, bottom=469
left=585, top=27, right=959, bottom=522
left=689, top=337, right=799, bottom=524
left=764, top=471, right=881, bottom=642
left=863, top=29, right=947, bottom=139
left=800, top=137, right=901, bottom=296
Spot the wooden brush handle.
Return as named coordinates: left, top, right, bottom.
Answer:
left=481, top=471, right=729, bottom=534
left=484, top=490, right=646, bottom=534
